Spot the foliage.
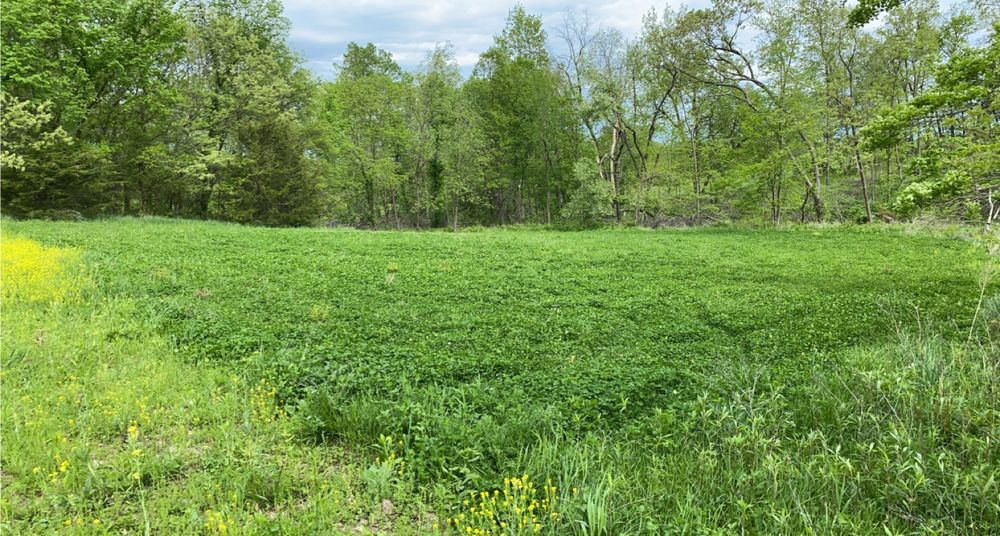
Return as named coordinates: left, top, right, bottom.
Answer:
left=0, top=0, right=326, bottom=225
left=465, top=6, right=580, bottom=226
left=321, top=43, right=411, bottom=227
left=2, top=0, right=998, bottom=228
left=893, top=169, right=971, bottom=215
left=0, top=0, right=186, bottom=216
left=848, top=0, right=906, bottom=26
left=862, top=23, right=1000, bottom=223
left=0, top=94, right=71, bottom=173
left=561, top=160, right=614, bottom=226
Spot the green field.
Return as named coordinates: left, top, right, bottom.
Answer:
left=3, top=219, right=998, bottom=534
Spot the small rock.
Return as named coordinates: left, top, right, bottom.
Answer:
left=381, top=499, right=394, bottom=516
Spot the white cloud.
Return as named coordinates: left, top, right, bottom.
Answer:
left=287, top=0, right=967, bottom=78
left=282, top=0, right=695, bottom=78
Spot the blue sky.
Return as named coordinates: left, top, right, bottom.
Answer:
left=282, top=0, right=966, bottom=79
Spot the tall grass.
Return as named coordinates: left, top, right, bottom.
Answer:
left=294, top=329, right=999, bottom=534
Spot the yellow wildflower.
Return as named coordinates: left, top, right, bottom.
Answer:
left=0, top=237, right=86, bottom=303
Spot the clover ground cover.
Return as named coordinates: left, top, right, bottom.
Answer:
left=3, top=218, right=996, bottom=534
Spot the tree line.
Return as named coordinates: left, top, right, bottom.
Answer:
left=2, top=0, right=998, bottom=227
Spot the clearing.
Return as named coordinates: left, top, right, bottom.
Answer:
left=2, top=218, right=996, bottom=534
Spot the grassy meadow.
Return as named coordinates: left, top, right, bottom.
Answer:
left=2, top=218, right=998, bottom=534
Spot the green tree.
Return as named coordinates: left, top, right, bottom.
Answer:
left=468, top=5, right=580, bottom=224
left=322, top=43, right=411, bottom=228
left=1, top=0, right=185, bottom=216
left=176, top=0, right=325, bottom=225
left=438, top=88, right=490, bottom=230
left=862, top=24, right=1000, bottom=226
left=410, top=45, right=463, bottom=227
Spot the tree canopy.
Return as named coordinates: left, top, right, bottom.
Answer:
left=3, top=0, right=998, bottom=227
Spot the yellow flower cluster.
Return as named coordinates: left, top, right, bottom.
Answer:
left=249, top=378, right=286, bottom=424
left=39, top=453, right=71, bottom=485
left=62, top=517, right=101, bottom=526
left=0, top=236, right=86, bottom=304
left=371, top=434, right=407, bottom=477
left=204, top=509, right=233, bottom=534
left=135, top=396, right=152, bottom=424
left=446, top=474, right=561, bottom=535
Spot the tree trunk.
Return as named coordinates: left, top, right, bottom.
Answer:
left=609, top=123, right=622, bottom=223
left=853, top=144, right=873, bottom=223
left=692, top=130, right=701, bottom=222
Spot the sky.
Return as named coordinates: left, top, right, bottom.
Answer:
left=283, top=0, right=709, bottom=79
left=282, top=0, right=966, bottom=80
